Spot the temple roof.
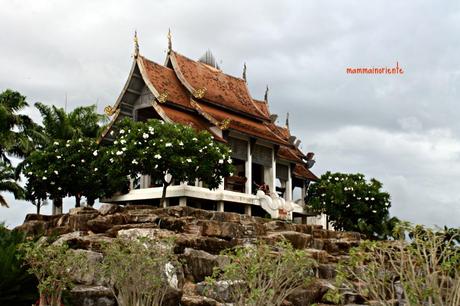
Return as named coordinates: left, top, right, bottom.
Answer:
left=293, top=164, right=319, bottom=181
left=169, top=51, right=269, bottom=120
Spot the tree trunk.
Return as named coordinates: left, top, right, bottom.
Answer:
left=75, top=194, right=81, bottom=207
left=36, top=200, right=41, bottom=215
left=160, top=180, right=170, bottom=208
left=87, top=197, right=95, bottom=207
left=52, top=198, right=63, bottom=215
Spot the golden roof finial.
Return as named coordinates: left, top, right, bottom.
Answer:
left=134, top=30, right=139, bottom=58
left=285, top=112, right=290, bottom=129
left=167, top=28, right=172, bottom=53
left=264, top=85, right=269, bottom=102
left=242, top=62, right=247, bottom=83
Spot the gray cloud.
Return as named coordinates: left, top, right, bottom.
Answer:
left=1, top=0, right=459, bottom=227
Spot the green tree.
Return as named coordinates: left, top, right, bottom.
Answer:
left=0, top=224, right=38, bottom=306
left=110, top=118, right=234, bottom=206
left=307, top=171, right=397, bottom=239
left=24, top=138, right=129, bottom=208
left=0, top=90, right=37, bottom=164
left=0, top=161, right=24, bottom=207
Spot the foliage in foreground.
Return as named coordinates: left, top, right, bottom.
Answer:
left=334, top=223, right=460, bottom=306
left=308, top=171, right=398, bottom=239
left=20, top=240, right=87, bottom=306
left=0, top=224, right=38, bottom=306
left=99, top=236, right=176, bottom=306
left=206, top=240, right=316, bottom=306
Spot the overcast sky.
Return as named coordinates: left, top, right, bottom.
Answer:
left=1, top=0, right=459, bottom=228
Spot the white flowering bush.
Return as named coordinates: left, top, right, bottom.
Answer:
left=109, top=118, right=234, bottom=206
left=307, top=171, right=397, bottom=239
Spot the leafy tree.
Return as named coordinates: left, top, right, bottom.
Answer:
left=24, top=138, right=129, bottom=209
left=0, top=90, right=38, bottom=164
left=109, top=118, right=234, bottom=206
left=307, top=171, right=397, bottom=239
left=0, top=224, right=38, bottom=306
left=0, top=161, right=24, bottom=207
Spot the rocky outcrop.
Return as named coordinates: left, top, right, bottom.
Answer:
left=16, top=205, right=363, bottom=306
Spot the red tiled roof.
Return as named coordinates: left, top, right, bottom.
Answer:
left=139, top=56, right=191, bottom=109
left=170, top=52, right=269, bottom=120
left=195, top=101, right=288, bottom=145
left=277, top=146, right=303, bottom=163
left=159, top=104, right=225, bottom=142
left=253, top=99, right=270, bottom=117
left=293, top=164, right=319, bottom=181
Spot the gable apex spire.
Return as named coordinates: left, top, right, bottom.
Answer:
left=285, top=112, right=290, bottom=129
left=133, top=30, right=139, bottom=58
left=242, top=62, right=247, bottom=83
left=264, top=85, right=269, bottom=102
left=167, top=28, right=172, bottom=53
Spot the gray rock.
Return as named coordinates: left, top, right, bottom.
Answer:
left=69, top=285, right=115, bottom=306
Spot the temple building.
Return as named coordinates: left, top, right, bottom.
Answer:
left=100, top=32, right=318, bottom=222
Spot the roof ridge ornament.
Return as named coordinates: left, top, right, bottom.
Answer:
left=264, top=85, right=269, bottom=102
left=285, top=112, right=290, bottom=129
left=104, top=105, right=115, bottom=116
left=193, top=87, right=207, bottom=99
left=167, top=28, right=172, bottom=53
left=134, top=30, right=139, bottom=58
left=242, top=62, right=247, bottom=83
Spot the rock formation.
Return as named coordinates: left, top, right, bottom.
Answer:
left=16, top=205, right=363, bottom=306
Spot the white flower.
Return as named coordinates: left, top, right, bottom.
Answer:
left=54, top=170, right=58, bottom=175
left=93, top=150, right=98, bottom=156
left=154, top=164, right=158, bottom=169
left=372, top=210, right=377, bottom=213
left=53, top=141, right=59, bottom=146
left=116, top=151, right=123, bottom=156
left=199, top=149, right=203, bottom=153
left=371, top=197, right=375, bottom=201
left=120, top=139, right=126, bottom=144
left=186, top=158, right=192, bottom=163
left=209, top=142, right=213, bottom=146
left=344, top=187, right=348, bottom=191
left=66, top=144, right=70, bottom=147
left=179, top=141, right=184, bottom=146
left=365, top=197, right=369, bottom=201
left=143, top=133, right=149, bottom=139
left=114, top=140, right=118, bottom=145
left=132, top=159, right=138, bottom=165
left=357, top=197, right=361, bottom=200
left=50, top=181, right=55, bottom=185
left=28, top=171, right=33, bottom=175
left=71, top=164, right=75, bottom=167
left=42, top=176, right=47, bottom=180
left=57, top=155, right=61, bottom=159
left=119, top=129, right=125, bottom=134
left=192, top=137, right=197, bottom=142
left=78, top=138, right=83, bottom=143
left=227, top=158, right=232, bottom=164
left=110, top=158, right=114, bottom=163
left=154, top=154, right=161, bottom=159
left=321, top=193, right=326, bottom=197
left=346, top=204, right=350, bottom=208
left=81, top=159, right=85, bottom=163
left=165, top=143, right=172, bottom=147
left=110, top=130, right=114, bottom=136
left=138, top=141, right=142, bottom=145
left=218, top=159, right=223, bottom=164
left=122, top=147, right=127, bottom=152
left=335, top=177, right=339, bottom=181
left=94, top=168, right=98, bottom=171
left=58, top=187, right=62, bottom=191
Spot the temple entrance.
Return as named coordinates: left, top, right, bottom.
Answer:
left=252, top=163, right=264, bottom=194
left=224, top=158, right=246, bottom=192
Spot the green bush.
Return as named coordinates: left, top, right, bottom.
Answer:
left=206, top=240, right=316, bottom=306
left=336, top=222, right=460, bottom=306
left=0, top=224, right=38, bottom=306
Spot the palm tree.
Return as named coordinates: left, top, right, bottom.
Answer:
left=0, top=90, right=38, bottom=164
left=32, top=103, right=108, bottom=209
left=0, top=162, right=24, bottom=207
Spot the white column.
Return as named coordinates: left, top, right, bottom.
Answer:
left=217, top=201, right=224, bottom=212
left=179, top=197, right=187, bottom=207
left=301, top=183, right=306, bottom=201
left=270, top=148, right=276, bottom=194
left=245, top=205, right=252, bottom=216
left=245, top=140, right=252, bottom=194
left=286, top=164, right=292, bottom=202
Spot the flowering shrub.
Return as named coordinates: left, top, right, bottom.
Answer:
left=109, top=118, right=234, bottom=205
left=307, top=171, right=397, bottom=238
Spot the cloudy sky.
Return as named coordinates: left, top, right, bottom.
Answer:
left=1, top=0, right=459, bottom=228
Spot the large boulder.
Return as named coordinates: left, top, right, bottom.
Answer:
left=69, top=285, right=115, bottom=306
left=181, top=248, right=229, bottom=282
